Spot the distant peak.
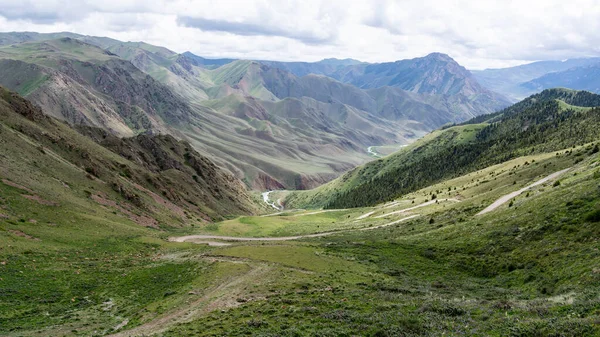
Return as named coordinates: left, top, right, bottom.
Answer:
left=423, top=52, right=454, bottom=61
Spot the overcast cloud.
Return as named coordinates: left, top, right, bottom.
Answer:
left=0, top=0, right=599, bottom=69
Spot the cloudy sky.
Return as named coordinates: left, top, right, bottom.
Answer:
left=0, top=0, right=599, bottom=69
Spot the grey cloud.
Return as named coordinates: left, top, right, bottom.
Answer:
left=176, top=16, right=334, bottom=45
left=0, top=9, right=78, bottom=24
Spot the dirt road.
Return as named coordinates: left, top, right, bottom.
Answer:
left=477, top=168, right=570, bottom=215
left=170, top=215, right=420, bottom=244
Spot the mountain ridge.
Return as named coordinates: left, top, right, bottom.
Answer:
left=0, top=31, right=511, bottom=190
left=285, top=88, right=600, bottom=209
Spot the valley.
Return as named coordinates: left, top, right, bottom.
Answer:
left=4, top=135, right=597, bottom=336
left=0, top=26, right=599, bottom=337
left=0, top=32, right=511, bottom=191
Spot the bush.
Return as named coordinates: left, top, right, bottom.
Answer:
left=584, top=209, right=600, bottom=222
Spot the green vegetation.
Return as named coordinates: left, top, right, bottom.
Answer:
left=1, top=84, right=600, bottom=336
left=0, top=32, right=599, bottom=337
left=286, top=89, right=600, bottom=209
left=160, top=144, right=600, bottom=336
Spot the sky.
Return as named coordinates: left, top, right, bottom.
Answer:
left=0, top=0, right=599, bottom=69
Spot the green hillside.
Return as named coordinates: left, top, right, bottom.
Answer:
left=1, top=86, right=599, bottom=336
left=286, top=89, right=600, bottom=209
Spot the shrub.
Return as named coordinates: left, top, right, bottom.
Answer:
left=584, top=209, right=600, bottom=222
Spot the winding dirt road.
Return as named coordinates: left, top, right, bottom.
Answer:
left=170, top=215, right=420, bottom=244
left=477, top=168, right=570, bottom=215
left=373, top=198, right=459, bottom=219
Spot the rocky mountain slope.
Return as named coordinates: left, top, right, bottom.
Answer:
left=0, top=32, right=511, bottom=190
left=0, top=87, right=260, bottom=225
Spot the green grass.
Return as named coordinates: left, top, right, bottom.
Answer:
left=206, top=209, right=367, bottom=237
left=557, top=99, right=593, bottom=113
left=3, top=143, right=600, bottom=336
left=161, top=147, right=600, bottom=336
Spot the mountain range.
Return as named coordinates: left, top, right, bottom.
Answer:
left=1, top=29, right=600, bottom=337
left=472, top=57, right=600, bottom=101
left=285, top=88, right=600, bottom=209
left=0, top=31, right=512, bottom=190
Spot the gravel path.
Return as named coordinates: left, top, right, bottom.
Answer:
left=477, top=168, right=570, bottom=215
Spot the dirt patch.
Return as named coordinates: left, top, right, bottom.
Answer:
left=21, top=194, right=59, bottom=206
left=2, top=179, right=34, bottom=193
left=9, top=230, right=40, bottom=241
left=91, top=192, right=159, bottom=229
left=108, top=263, right=270, bottom=337
left=0, top=213, right=8, bottom=219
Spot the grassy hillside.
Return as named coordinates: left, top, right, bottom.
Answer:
left=286, top=89, right=600, bottom=209
left=5, top=139, right=596, bottom=336
left=0, top=87, right=261, bottom=222
left=165, top=144, right=600, bottom=336
left=1, top=84, right=598, bottom=335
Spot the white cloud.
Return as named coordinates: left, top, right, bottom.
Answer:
left=0, top=0, right=598, bottom=69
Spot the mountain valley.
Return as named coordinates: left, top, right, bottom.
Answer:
left=0, top=28, right=599, bottom=337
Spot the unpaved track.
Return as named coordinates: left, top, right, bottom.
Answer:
left=171, top=232, right=334, bottom=243
left=374, top=198, right=459, bottom=219
left=109, top=263, right=271, bottom=337
left=170, top=215, right=420, bottom=244
left=359, top=214, right=419, bottom=230
left=356, top=211, right=375, bottom=220
left=477, top=168, right=570, bottom=215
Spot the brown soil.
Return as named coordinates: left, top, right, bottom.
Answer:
left=91, top=192, right=159, bottom=228
left=9, top=230, right=40, bottom=241
left=21, top=194, right=59, bottom=206
left=2, top=179, right=34, bottom=193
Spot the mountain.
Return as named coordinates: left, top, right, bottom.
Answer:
left=285, top=88, right=600, bottom=209
left=0, top=32, right=510, bottom=190
left=521, top=63, right=600, bottom=94
left=0, top=87, right=261, bottom=225
left=327, top=52, right=511, bottom=115
left=259, top=58, right=363, bottom=77
left=0, top=38, right=191, bottom=136
left=0, top=35, right=385, bottom=189
left=182, top=51, right=237, bottom=68
left=472, top=57, right=600, bottom=101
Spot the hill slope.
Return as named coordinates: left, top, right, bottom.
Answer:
left=0, top=87, right=260, bottom=224
left=0, top=38, right=190, bottom=136
left=286, top=88, right=600, bottom=208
